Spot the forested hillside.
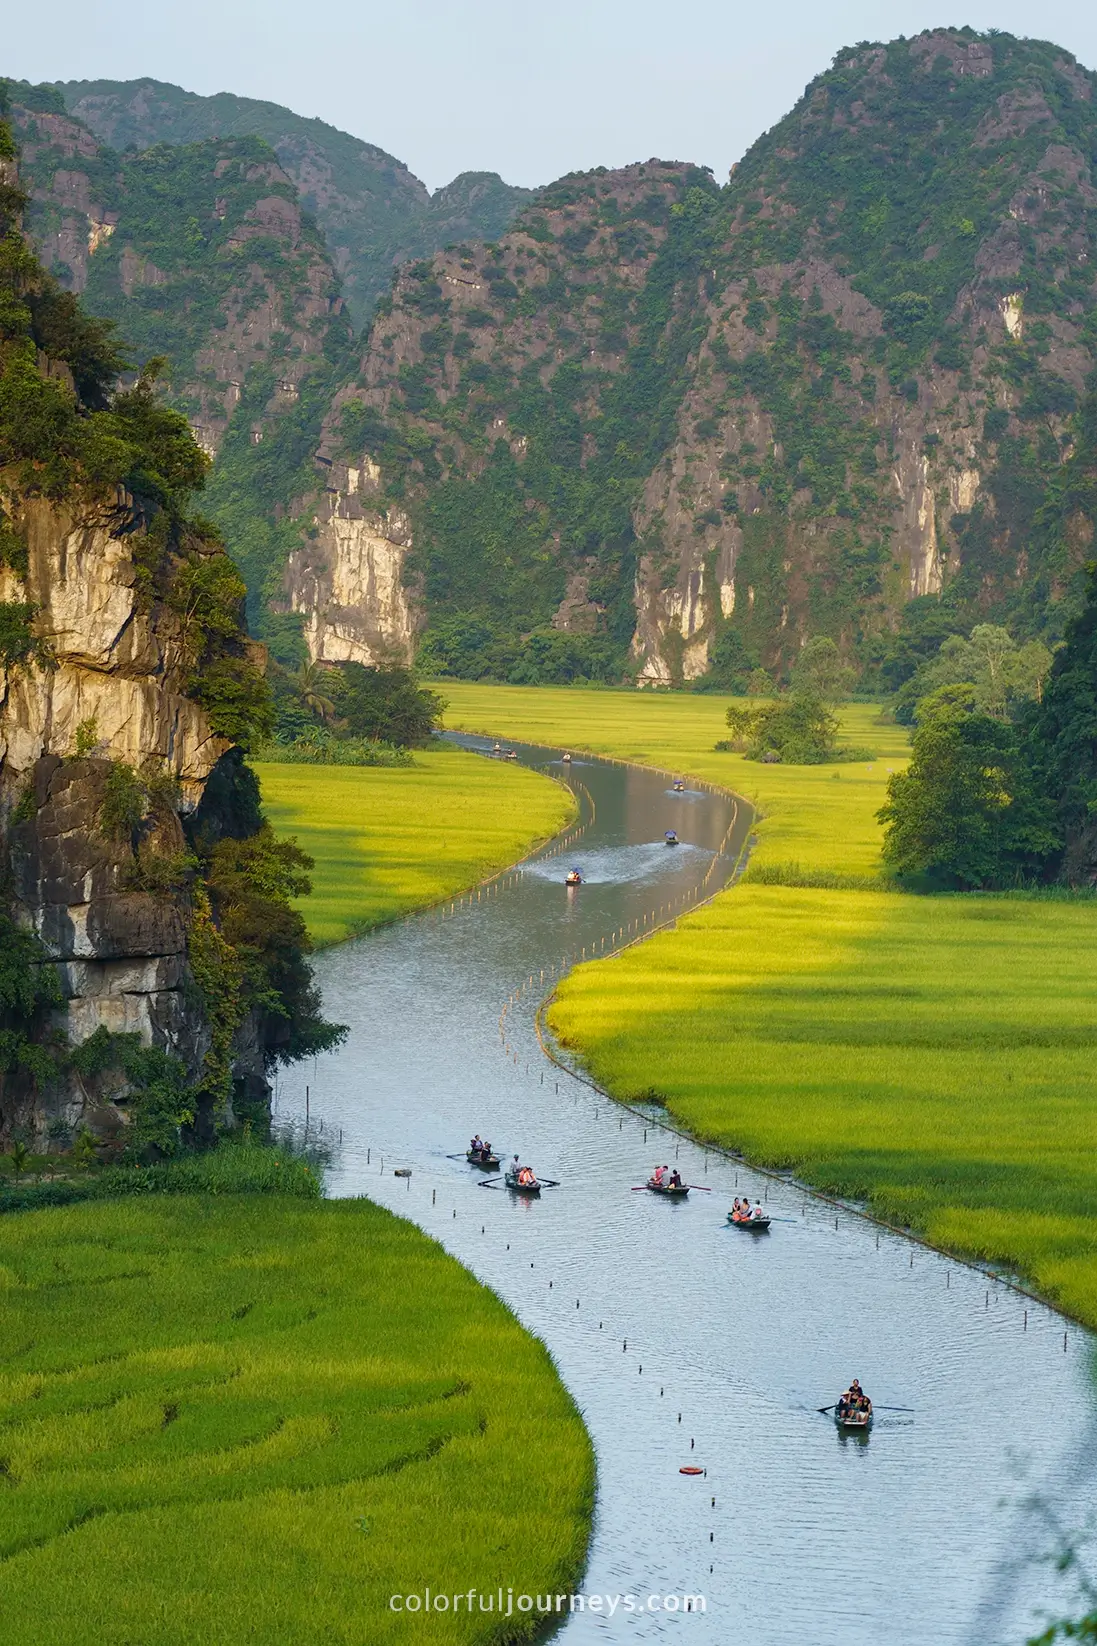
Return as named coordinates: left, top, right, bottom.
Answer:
left=6, top=30, right=1097, bottom=686
left=323, top=28, right=1097, bottom=685
left=55, top=78, right=531, bottom=328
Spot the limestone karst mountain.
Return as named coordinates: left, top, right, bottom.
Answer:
left=314, top=29, right=1097, bottom=684
left=54, top=77, right=532, bottom=329
left=0, top=113, right=340, bottom=1146
left=7, top=29, right=1097, bottom=685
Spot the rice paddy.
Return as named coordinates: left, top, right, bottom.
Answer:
left=441, top=683, right=1097, bottom=1330
left=438, top=682, right=909, bottom=874
left=0, top=1194, right=594, bottom=1645
left=255, top=742, right=575, bottom=944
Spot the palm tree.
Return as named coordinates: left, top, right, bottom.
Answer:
left=292, top=662, right=338, bottom=723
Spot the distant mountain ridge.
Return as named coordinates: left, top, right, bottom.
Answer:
left=301, top=27, right=1097, bottom=684
left=54, top=78, right=531, bottom=328
left=5, top=32, right=1097, bottom=689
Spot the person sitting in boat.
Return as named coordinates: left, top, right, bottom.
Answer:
left=668, top=1169, right=683, bottom=1189
left=652, top=1164, right=667, bottom=1186
left=731, top=1197, right=743, bottom=1221
left=750, top=1202, right=765, bottom=1220
left=471, top=1134, right=484, bottom=1154
left=518, top=1165, right=536, bottom=1186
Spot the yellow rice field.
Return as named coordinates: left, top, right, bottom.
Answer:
left=441, top=683, right=1097, bottom=1329
left=255, top=742, right=575, bottom=945
left=0, top=1194, right=593, bottom=1645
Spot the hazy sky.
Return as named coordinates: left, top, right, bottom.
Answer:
left=5, top=2, right=1096, bottom=191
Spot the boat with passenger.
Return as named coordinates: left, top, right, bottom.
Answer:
left=672, top=778, right=685, bottom=792
left=466, top=1136, right=500, bottom=1169
left=565, top=867, right=583, bottom=886
left=834, top=1379, right=873, bottom=1431
left=728, top=1198, right=770, bottom=1230
left=646, top=1166, right=689, bottom=1198
left=664, top=829, right=679, bottom=846
left=505, top=1158, right=542, bottom=1195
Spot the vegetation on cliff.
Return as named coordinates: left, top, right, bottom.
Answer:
left=52, top=76, right=531, bottom=329
left=317, top=29, right=1097, bottom=686
left=11, top=34, right=1097, bottom=690
left=0, top=102, right=342, bottom=1150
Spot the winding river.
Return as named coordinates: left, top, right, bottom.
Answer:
left=275, top=740, right=1096, bottom=1644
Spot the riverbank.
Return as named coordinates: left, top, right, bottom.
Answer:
left=0, top=1191, right=594, bottom=1645
left=440, top=683, right=1097, bottom=1333
left=255, top=741, right=576, bottom=945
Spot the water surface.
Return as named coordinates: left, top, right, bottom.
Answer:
left=276, top=741, right=1095, bottom=1643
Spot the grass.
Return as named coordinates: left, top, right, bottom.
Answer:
left=0, top=1140, right=321, bottom=1211
left=438, top=681, right=909, bottom=874
left=0, top=1194, right=594, bottom=1645
left=440, top=683, right=1097, bottom=1331
left=255, top=741, right=576, bottom=945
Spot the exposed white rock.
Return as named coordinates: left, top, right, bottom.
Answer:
left=1001, top=291, right=1024, bottom=339
left=285, top=507, right=416, bottom=666
left=949, top=468, right=981, bottom=512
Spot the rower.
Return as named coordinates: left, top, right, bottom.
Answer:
left=668, top=1169, right=683, bottom=1189
left=751, top=1201, right=765, bottom=1220
left=510, top=1153, right=521, bottom=1178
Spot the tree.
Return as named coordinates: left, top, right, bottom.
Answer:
left=331, top=664, right=445, bottom=747
left=1026, top=563, right=1097, bottom=883
left=723, top=692, right=841, bottom=763
left=894, top=623, right=1054, bottom=725
left=292, top=661, right=338, bottom=723
left=878, top=696, right=1058, bottom=888
left=790, top=636, right=857, bottom=701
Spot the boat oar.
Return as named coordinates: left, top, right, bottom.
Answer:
left=688, top=1185, right=712, bottom=1192
left=817, top=1404, right=836, bottom=1413
left=538, top=1178, right=561, bottom=1188
left=875, top=1405, right=916, bottom=1413
left=477, top=1176, right=502, bottom=1185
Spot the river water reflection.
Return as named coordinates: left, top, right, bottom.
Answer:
left=275, top=739, right=1096, bottom=1644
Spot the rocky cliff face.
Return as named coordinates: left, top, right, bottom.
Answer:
left=305, top=160, right=700, bottom=670
left=279, top=457, right=416, bottom=665
left=52, top=77, right=532, bottom=330
left=0, top=486, right=241, bottom=1141
left=303, top=29, right=1097, bottom=684
left=7, top=89, right=349, bottom=458
left=0, top=494, right=227, bottom=799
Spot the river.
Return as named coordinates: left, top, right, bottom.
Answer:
left=274, top=739, right=1097, bottom=1644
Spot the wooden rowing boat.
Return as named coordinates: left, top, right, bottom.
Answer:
left=727, top=1213, right=770, bottom=1230
left=467, top=1149, right=500, bottom=1169
left=505, top=1170, right=542, bottom=1194
left=646, top=1179, right=689, bottom=1197
left=834, top=1409, right=873, bottom=1432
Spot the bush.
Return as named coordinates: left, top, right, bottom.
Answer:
left=722, top=692, right=842, bottom=763
left=329, top=663, right=445, bottom=747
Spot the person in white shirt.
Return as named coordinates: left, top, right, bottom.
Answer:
left=751, top=1202, right=765, bottom=1220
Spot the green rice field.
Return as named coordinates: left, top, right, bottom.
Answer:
left=0, top=1194, right=593, bottom=1645
left=255, top=742, right=575, bottom=945
left=438, top=682, right=909, bottom=874
left=440, top=683, right=1097, bottom=1331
